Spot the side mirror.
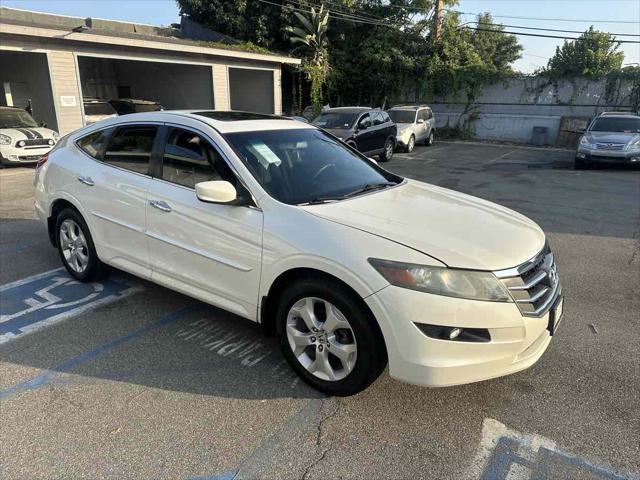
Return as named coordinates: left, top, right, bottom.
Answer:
left=195, top=180, right=237, bottom=204
left=417, top=119, right=425, bottom=124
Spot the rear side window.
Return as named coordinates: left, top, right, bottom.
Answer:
left=104, top=126, right=157, bottom=175
left=76, top=128, right=113, bottom=160
left=373, top=112, right=385, bottom=125
left=161, top=127, right=235, bottom=189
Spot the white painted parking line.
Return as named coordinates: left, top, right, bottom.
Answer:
left=486, top=149, right=519, bottom=165
left=0, top=268, right=142, bottom=345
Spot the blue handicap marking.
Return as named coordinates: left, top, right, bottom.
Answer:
left=0, top=268, right=141, bottom=344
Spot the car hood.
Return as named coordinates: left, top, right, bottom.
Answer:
left=0, top=127, right=57, bottom=140
left=323, top=128, right=351, bottom=139
left=586, top=131, right=639, bottom=145
left=302, top=180, right=545, bottom=271
left=396, top=124, right=414, bottom=134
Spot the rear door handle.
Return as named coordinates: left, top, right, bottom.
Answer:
left=78, top=176, right=94, bottom=186
left=149, top=200, right=172, bottom=213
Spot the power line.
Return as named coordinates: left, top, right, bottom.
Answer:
left=451, top=9, right=640, bottom=25
left=463, top=26, right=640, bottom=43
left=256, top=0, right=391, bottom=27
left=468, top=21, right=640, bottom=37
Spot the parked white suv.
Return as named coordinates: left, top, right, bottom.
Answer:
left=35, top=111, right=563, bottom=395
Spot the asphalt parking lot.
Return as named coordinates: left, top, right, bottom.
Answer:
left=1, top=141, right=639, bottom=480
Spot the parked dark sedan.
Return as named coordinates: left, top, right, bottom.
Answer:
left=312, top=107, right=397, bottom=161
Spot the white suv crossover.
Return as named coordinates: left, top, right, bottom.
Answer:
left=35, top=111, right=563, bottom=395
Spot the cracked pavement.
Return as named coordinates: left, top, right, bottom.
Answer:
left=1, top=142, right=639, bottom=479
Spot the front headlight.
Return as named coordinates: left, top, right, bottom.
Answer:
left=626, top=138, right=640, bottom=151
left=0, top=134, right=11, bottom=145
left=369, top=258, right=512, bottom=302
left=579, top=136, right=590, bottom=146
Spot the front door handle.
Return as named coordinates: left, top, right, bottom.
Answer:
left=149, top=199, right=172, bottom=213
left=78, top=176, right=94, bottom=186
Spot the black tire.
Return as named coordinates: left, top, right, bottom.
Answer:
left=406, top=134, right=416, bottom=153
left=277, top=278, right=387, bottom=396
left=379, top=138, right=395, bottom=162
left=426, top=130, right=435, bottom=146
left=55, top=207, right=106, bottom=282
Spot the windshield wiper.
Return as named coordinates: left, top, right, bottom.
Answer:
left=297, top=197, right=342, bottom=206
left=343, top=182, right=396, bottom=198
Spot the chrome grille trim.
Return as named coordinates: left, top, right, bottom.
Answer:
left=595, top=143, right=624, bottom=151
left=494, top=243, right=561, bottom=318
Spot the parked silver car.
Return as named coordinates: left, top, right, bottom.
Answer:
left=388, top=105, right=435, bottom=152
left=575, top=112, right=640, bottom=169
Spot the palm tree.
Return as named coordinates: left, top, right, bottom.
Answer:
left=286, top=5, right=330, bottom=113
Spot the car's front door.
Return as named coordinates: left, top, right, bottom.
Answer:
left=74, top=123, right=159, bottom=279
left=145, top=123, right=263, bottom=320
left=354, top=113, right=376, bottom=154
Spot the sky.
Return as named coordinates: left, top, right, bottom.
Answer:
left=2, top=0, right=639, bottom=73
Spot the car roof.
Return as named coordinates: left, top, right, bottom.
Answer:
left=0, top=106, right=27, bottom=112
left=82, top=110, right=315, bottom=134
left=599, top=111, right=638, bottom=117
left=321, top=107, right=373, bottom=114
left=389, top=105, right=431, bottom=110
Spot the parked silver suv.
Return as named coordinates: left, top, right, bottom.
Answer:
left=575, top=112, right=640, bottom=169
left=388, top=105, right=435, bottom=152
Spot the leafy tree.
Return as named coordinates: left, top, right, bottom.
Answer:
left=286, top=6, right=330, bottom=112
left=546, top=26, right=625, bottom=77
left=471, top=13, right=522, bottom=72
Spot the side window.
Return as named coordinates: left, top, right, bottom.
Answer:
left=76, top=128, right=113, bottom=160
left=427, top=108, right=433, bottom=120
left=104, top=125, right=157, bottom=175
left=373, top=112, right=385, bottom=125
left=358, top=113, right=371, bottom=129
left=161, top=128, right=235, bottom=189
left=382, top=112, right=391, bottom=123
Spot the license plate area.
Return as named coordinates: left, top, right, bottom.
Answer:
left=548, top=296, right=564, bottom=335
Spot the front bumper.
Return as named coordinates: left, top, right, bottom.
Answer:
left=0, top=144, right=53, bottom=164
left=576, top=148, right=640, bottom=165
left=365, top=285, right=557, bottom=387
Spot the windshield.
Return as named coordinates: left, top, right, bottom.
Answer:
left=0, top=110, right=38, bottom=128
left=590, top=117, right=640, bottom=133
left=224, top=128, right=402, bottom=205
left=312, top=112, right=359, bottom=129
left=84, top=102, right=117, bottom=116
left=388, top=110, right=416, bottom=124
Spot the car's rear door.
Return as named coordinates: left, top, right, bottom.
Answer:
left=73, top=123, right=160, bottom=279
left=354, top=113, right=376, bottom=154
left=145, top=121, right=263, bottom=320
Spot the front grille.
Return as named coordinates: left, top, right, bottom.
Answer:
left=595, top=143, right=624, bottom=151
left=494, top=243, right=561, bottom=317
left=16, top=139, right=52, bottom=147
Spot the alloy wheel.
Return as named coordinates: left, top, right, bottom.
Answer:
left=286, top=297, right=357, bottom=381
left=59, top=219, right=89, bottom=273
left=407, top=135, right=415, bottom=152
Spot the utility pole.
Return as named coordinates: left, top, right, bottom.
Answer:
left=434, top=0, right=443, bottom=41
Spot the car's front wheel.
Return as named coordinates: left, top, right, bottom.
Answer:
left=55, top=208, right=106, bottom=282
left=406, top=135, right=415, bottom=153
left=278, top=278, right=387, bottom=396
left=379, top=138, right=395, bottom=162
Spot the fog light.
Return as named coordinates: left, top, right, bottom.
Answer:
left=631, top=157, right=639, bottom=163
left=448, top=327, right=463, bottom=339
left=414, top=323, right=491, bottom=342
left=576, top=153, right=586, bottom=159
left=48, top=139, right=55, bottom=146
left=17, top=140, right=26, bottom=147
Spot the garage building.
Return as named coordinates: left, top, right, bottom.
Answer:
left=0, top=7, right=300, bottom=134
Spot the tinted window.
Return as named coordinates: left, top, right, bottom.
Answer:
left=161, top=128, right=235, bottom=189
left=104, top=126, right=157, bottom=174
left=76, top=128, right=113, bottom=160
left=223, top=128, right=401, bottom=205
left=357, top=114, right=372, bottom=129
left=418, top=109, right=429, bottom=121
left=590, top=117, right=640, bottom=133
left=373, top=112, right=385, bottom=125
left=312, top=112, right=359, bottom=129
left=0, top=109, right=38, bottom=128
left=84, top=102, right=117, bottom=116
left=388, top=110, right=416, bottom=124
left=381, top=112, right=391, bottom=123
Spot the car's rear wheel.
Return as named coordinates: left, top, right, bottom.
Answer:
left=426, top=130, right=435, bottom=146
left=56, top=208, right=106, bottom=282
left=379, top=138, right=395, bottom=162
left=277, top=279, right=387, bottom=396
left=406, top=135, right=415, bottom=153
